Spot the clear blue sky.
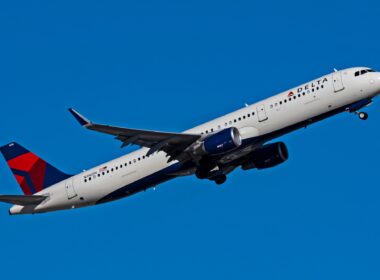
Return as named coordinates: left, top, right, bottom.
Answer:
left=1, top=1, right=379, bottom=279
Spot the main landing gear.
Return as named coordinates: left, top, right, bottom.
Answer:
left=356, top=112, right=369, bottom=120
left=195, top=168, right=228, bottom=185
left=213, top=175, right=227, bottom=185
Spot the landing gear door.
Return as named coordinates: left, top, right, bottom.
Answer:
left=65, top=178, right=77, bottom=200
left=332, top=72, right=345, bottom=92
left=257, top=105, right=268, bottom=122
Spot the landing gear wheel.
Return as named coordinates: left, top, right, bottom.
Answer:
left=214, top=175, right=227, bottom=185
left=358, top=112, right=368, bottom=120
left=196, top=169, right=209, bottom=180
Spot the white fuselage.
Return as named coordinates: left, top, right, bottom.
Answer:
left=10, top=67, right=380, bottom=214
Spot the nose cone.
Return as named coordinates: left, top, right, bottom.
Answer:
left=376, top=73, right=380, bottom=93
left=368, top=72, right=380, bottom=96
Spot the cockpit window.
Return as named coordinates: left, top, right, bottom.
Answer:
left=355, top=69, right=375, bottom=77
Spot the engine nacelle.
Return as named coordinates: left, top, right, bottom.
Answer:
left=242, top=142, right=289, bottom=170
left=196, top=127, right=242, bottom=156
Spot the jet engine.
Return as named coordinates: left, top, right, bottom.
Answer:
left=195, top=127, right=242, bottom=156
left=241, top=142, right=289, bottom=170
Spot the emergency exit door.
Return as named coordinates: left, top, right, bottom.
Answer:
left=257, top=105, right=268, bottom=122
left=332, top=71, right=345, bottom=92
left=65, top=178, right=77, bottom=200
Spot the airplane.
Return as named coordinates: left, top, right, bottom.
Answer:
left=0, top=67, right=379, bottom=215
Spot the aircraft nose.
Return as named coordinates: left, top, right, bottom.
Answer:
left=370, top=73, right=380, bottom=95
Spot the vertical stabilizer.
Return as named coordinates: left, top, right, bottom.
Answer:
left=0, top=142, right=71, bottom=195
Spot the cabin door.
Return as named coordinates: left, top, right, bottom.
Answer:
left=332, top=72, right=345, bottom=92
left=65, top=178, right=77, bottom=200
left=257, top=105, right=268, bottom=122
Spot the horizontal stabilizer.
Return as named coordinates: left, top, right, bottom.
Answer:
left=0, top=195, right=47, bottom=206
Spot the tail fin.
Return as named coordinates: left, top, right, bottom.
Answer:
left=0, top=142, right=71, bottom=195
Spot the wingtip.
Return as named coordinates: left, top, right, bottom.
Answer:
left=68, top=108, right=91, bottom=127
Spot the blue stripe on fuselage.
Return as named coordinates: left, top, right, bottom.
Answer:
left=96, top=162, right=186, bottom=204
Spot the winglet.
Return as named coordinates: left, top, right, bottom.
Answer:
left=68, top=108, right=92, bottom=127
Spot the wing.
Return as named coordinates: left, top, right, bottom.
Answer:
left=69, top=109, right=201, bottom=161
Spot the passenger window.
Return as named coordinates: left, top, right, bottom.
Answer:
left=355, top=71, right=360, bottom=76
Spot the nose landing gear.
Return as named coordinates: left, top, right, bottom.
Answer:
left=346, top=98, right=372, bottom=121
left=358, top=112, right=369, bottom=120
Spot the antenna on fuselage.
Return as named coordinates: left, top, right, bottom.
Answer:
left=334, top=68, right=338, bottom=72
left=244, top=103, right=249, bottom=107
